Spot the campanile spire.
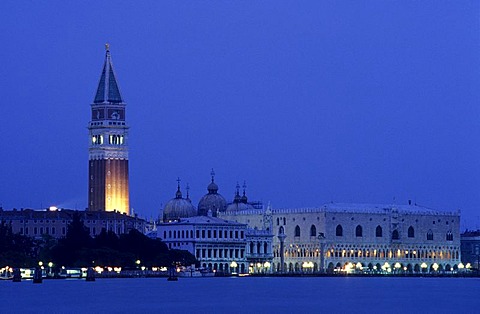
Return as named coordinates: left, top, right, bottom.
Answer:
left=88, top=44, right=130, bottom=215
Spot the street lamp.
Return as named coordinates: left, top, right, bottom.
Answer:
left=230, top=261, right=238, bottom=274
left=421, top=262, right=428, bottom=273
left=264, top=261, right=271, bottom=274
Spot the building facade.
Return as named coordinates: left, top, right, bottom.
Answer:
left=157, top=215, right=250, bottom=273
left=460, top=230, right=480, bottom=270
left=88, top=44, right=130, bottom=215
left=0, top=208, right=147, bottom=240
left=220, top=203, right=461, bottom=274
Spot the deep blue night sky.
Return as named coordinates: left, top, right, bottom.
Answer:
left=1, top=1, right=479, bottom=228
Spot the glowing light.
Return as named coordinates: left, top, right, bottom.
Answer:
left=160, top=267, right=168, bottom=272
left=256, top=263, right=262, bottom=268
left=264, top=262, right=271, bottom=268
left=135, top=260, right=141, bottom=265
left=95, top=266, right=104, bottom=274
left=458, top=263, right=464, bottom=269
left=38, top=261, right=43, bottom=266
left=48, top=262, right=53, bottom=268
left=466, top=263, right=471, bottom=269
left=49, top=206, right=58, bottom=211
left=356, top=262, right=362, bottom=269
left=230, top=261, right=238, bottom=268
left=394, top=263, right=401, bottom=269
left=421, top=263, right=428, bottom=269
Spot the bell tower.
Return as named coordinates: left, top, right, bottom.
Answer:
left=88, top=44, right=130, bottom=215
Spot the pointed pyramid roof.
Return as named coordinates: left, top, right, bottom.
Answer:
left=93, top=44, right=124, bottom=104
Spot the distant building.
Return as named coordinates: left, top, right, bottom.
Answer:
left=0, top=208, right=146, bottom=239
left=88, top=44, right=130, bottom=215
left=460, top=230, right=480, bottom=270
left=220, top=203, right=462, bottom=274
left=157, top=174, right=273, bottom=274
left=157, top=215, right=250, bottom=273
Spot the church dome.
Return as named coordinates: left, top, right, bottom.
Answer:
left=198, top=170, right=227, bottom=217
left=163, top=182, right=197, bottom=222
left=226, top=181, right=254, bottom=212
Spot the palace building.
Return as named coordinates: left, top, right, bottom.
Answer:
left=220, top=203, right=462, bottom=274
left=88, top=44, right=130, bottom=215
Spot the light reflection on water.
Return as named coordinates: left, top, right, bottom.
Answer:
left=0, top=277, right=479, bottom=313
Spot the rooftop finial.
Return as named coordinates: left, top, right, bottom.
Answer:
left=186, top=183, right=190, bottom=200
left=210, top=168, right=215, bottom=182
left=105, top=43, right=110, bottom=52
left=242, top=181, right=247, bottom=196
left=175, top=177, right=182, bottom=199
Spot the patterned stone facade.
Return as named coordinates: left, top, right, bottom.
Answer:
left=220, top=203, right=461, bottom=273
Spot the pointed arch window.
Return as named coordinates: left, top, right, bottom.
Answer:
left=355, top=225, right=363, bottom=237
left=294, top=225, right=301, bottom=237
left=278, top=226, right=284, bottom=236
left=446, top=231, right=453, bottom=241
left=392, top=229, right=399, bottom=240
left=375, top=225, right=382, bottom=237
left=336, top=225, right=343, bottom=237
left=310, top=225, right=316, bottom=237
left=408, top=226, right=415, bottom=238
left=427, top=230, right=433, bottom=241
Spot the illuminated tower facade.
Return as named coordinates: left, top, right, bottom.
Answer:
left=88, top=44, right=130, bottom=215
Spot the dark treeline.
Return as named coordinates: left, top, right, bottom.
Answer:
left=0, top=214, right=196, bottom=268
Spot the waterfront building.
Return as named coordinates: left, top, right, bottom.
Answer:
left=460, top=230, right=480, bottom=270
left=88, top=44, right=130, bottom=215
left=157, top=177, right=273, bottom=274
left=220, top=202, right=461, bottom=274
left=157, top=214, right=249, bottom=273
left=0, top=207, right=147, bottom=240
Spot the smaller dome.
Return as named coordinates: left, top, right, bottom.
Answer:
left=163, top=198, right=196, bottom=222
left=226, top=201, right=254, bottom=212
left=163, top=182, right=197, bottom=222
left=226, top=181, right=254, bottom=212
left=198, top=169, right=227, bottom=217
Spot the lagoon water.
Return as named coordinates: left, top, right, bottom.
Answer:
left=1, top=277, right=479, bottom=313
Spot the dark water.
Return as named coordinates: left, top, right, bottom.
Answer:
left=1, top=277, right=478, bottom=313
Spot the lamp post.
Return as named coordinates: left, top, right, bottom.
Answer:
left=264, top=261, right=271, bottom=274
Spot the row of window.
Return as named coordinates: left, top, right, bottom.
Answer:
left=163, top=229, right=245, bottom=240
left=279, top=224, right=454, bottom=242
left=91, top=134, right=125, bottom=146
left=196, top=248, right=245, bottom=259
left=17, top=220, right=67, bottom=224
left=335, top=225, right=454, bottom=241
left=19, top=226, right=66, bottom=236
left=278, top=225, right=317, bottom=237
left=249, top=242, right=269, bottom=255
